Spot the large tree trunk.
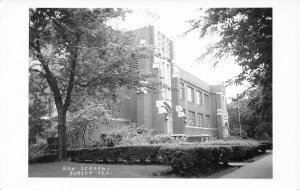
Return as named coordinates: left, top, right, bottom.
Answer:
left=57, top=108, right=67, bottom=161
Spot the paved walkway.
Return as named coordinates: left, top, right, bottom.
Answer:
left=221, top=151, right=273, bottom=179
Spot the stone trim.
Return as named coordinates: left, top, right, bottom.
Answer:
left=185, top=126, right=218, bottom=130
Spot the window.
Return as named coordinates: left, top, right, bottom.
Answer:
left=167, top=64, right=170, bottom=81
left=179, top=82, right=184, bottom=99
left=197, top=113, right=204, bottom=128
left=187, top=86, right=194, bottom=102
left=161, top=62, right=165, bottom=79
left=165, top=87, right=171, bottom=100
left=204, top=94, right=209, bottom=109
left=196, top=91, right=203, bottom=105
left=188, top=111, right=196, bottom=126
left=205, top=115, right=210, bottom=128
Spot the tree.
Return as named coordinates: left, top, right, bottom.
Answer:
left=187, top=8, right=272, bottom=123
left=29, top=72, right=52, bottom=140
left=29, top=8, right=151, bottom=160
left=67, top=94, right=123, bottom=149
left=227, top=88, right=272, bottom=140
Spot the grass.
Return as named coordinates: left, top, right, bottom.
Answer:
left=29, top=161, right=171, bottom=178
left=29, top=161, right=239, bottom=178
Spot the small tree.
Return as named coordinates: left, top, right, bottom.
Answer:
left=29, top=8, right=152, bottom=160
left=66, top=94, right=123, bottom=148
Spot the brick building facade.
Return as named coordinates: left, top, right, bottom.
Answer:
left=85, top=26, right=229, bottom=145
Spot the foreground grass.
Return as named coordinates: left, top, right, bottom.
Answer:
left=29, top=162, right=172, bottom=178
left=29, top=161, right=239, bottom=178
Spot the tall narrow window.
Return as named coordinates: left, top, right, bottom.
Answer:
left=205, top=115, right=210, bottom=128
left=197, top=113, right=204, bottom=128
left=196, top=91, right=202, bottom=105
left=204, top=94, right=209, bottom=109
left=161, top=62, right=165, bottom=79
left=180, top=82, right=184, bottom=100
left=199, top=91, right=203, bottom=106
left=167, top=64, right=170, bottom=82
left=187, top=86, right=194, bottom=102
left=188, top=111, right=195, bottom=126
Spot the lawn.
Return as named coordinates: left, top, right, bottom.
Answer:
left=29, top=162, right=172, bottom=178
left=29, top=161, right=239, bottom=178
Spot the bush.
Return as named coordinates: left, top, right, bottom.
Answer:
left=29, top=142, right=47, bottom=160
left=202, top=139, right=266, bottom=161
left=29, top=154, right=57, bottom=163
left=68, top=145, right=162, bottom=164
left=259, top=140, right=273, bottom=150
left=92, top=124, right=188, bottom=147
left=229, top=128, right=248, bottom=139
left=29, top=141, right=58, bottom=163
left=150, top=135, right=174, bottom=144
left=95, top=134, right=123, bottom=147
left=149, top=135, right=187, bottom=145
left=68, top=139, right=268, bottom=174
left=157, top=145, right=232, bottom=172
left=255, top=122, right=272, bottom=140
left=93, top=124, right=155, bottom=147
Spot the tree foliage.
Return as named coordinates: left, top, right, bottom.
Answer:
left=29, top=8, right=152, bottom=160
left=228, top=92, right=272, bottom=140
left=187, top=8, right=272, bottom=123
left=29, top=72, right=52, bottom=139
left=66, top=94, right=124, bottom=148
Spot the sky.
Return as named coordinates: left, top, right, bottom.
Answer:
left=109, top=8, right=247, bottom=101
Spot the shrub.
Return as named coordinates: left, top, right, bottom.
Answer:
left=259, top=140, right=273, bottom=150
left=68, top=145, right=162, bottom=164
left=29, top=154, right=57, bottom=163
left=93, top=123, right=154, bottom=147
left=157, top=145, right=198, bottom=172
left=172, top=136, right=187, bottom=144
left=29, top=141, right=58, bottom=163
left=29, top=142, right=47, bottom=160
left=150, top=135, right=173, bottom=144
left=149, top=135, right=187, bottom=145
left=229, top=128, right=248, bottom=139
left=157, top=145, right=232, bottom=172
left=95, top=134, right=123, bottom=147
left=93, top=124, right=188, bottom=147
left=67, top=126, right=81, bottom=149
left=255, top=122, right=272, bottom=140
left=202, top=139, right=265, bottom=161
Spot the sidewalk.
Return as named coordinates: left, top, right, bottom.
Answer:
left=221, top=151, right=273, bottom=179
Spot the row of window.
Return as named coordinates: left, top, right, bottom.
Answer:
left=184, top=110, right=211, bottom=128
left=179, top=82, right=210, bottom=109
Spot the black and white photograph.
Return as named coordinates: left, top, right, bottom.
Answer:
left=0, top=0, right=300, bottom=189
left=27, top=7, right=273, bottom=178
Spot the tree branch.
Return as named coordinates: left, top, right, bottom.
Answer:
left=63, top=34, right=81, bottom=113
left=29, top=42, right=40, bottom=52
left=29, top=68, right=46, bottom=78
left=34, top=33, right=64, bottom=111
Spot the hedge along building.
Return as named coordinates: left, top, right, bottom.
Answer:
left=81, top=25, right=230, bottom=146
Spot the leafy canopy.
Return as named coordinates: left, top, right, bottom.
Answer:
left=29, top=8, right=154, bottom=158
left=187, top=8, right=272, bottom=122
left=30, top=8, right=151, bottom=103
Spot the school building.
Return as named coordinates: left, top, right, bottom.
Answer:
left=89, top=25, right=230, bottom=143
